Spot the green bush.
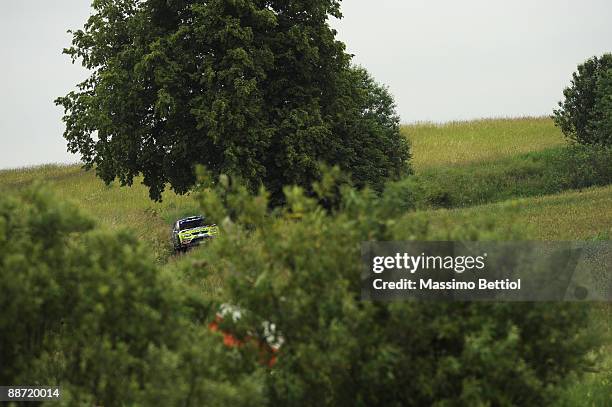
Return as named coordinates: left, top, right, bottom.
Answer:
left=0, top=186, right=265, bottom=406
left=0, top=176, right=603, bottom=406
left=553, top=54, right=612, bottom=146
left=185, top=169, right=599, bottom=406
left=559, top=303, right=612, bottom=407
left=556, top=144, right=612, bottom=190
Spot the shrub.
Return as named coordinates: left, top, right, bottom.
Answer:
left=186, top=169, right=599, bottom=406
left=553, top=54, right=612, bottom=146
left=555, top=145, right=612, bottom=189
left=0, top=186, right=265, bottom=406
left=1, top=177, right=602, bottom=406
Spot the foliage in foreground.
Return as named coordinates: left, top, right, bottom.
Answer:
left=0, top=175, right=603, bottom=406
left=553, top=53, right=612, bottom=146
left=556, top=305, right=612, bottom=407
left=0, top=186, right=264, bottom=406
left=182, top=168, right=600, bottom=406
left=56, top=0, right=410, bottom=203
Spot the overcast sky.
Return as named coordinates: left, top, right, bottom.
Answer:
left=1, top=1, right=611, bottom=169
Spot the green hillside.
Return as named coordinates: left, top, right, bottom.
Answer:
left=401, top=117, right=611, bottom=240
left=403, top=116, right=565, bottom=170
left=1, top=117, right=610, bottom=256
left=410, top=185, right=612, bottom=240
left=0, top=164, right=195, bottom=262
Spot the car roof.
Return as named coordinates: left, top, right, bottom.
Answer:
left=177, top=215, right=204, bottom=223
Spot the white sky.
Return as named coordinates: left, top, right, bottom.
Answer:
left=1, top=0, right=611, bottom=169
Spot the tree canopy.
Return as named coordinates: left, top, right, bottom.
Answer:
left=553, top=53, right=612, bottom=146
left=56, top=0, right=410, bottom=202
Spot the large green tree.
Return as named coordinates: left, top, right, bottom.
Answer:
left=56, top=0, right=410, bottom=202
left=553, top=53, right=612, bottom=146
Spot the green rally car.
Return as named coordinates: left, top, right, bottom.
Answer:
left=172, top=215, right=219, bottom=252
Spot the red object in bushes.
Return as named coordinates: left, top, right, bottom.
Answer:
left=208, top=315, right=278, bottom=367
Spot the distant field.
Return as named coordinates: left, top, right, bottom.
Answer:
left=413, top=185, right=612, bottom=240
left=401, top=145, right=612, bottom=209
left=403, top=117, right=565, bottom=171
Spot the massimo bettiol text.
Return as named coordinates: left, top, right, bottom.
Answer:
left=371, top=252, right=521, bottom=291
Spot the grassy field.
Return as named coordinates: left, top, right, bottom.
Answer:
left=397, top=116, right=612, bottom=239
left=396, top=145, right=611, bottom=210
left=409, top=185, right=612, bottom=240
left=403, top=116, right=565, bottom=171
left=0, top=164, right=198, bottom=262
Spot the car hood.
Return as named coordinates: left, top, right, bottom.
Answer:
left=178, top=225, right=219, bottom=238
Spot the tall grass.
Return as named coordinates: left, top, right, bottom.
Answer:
left=411, top=185, right=612, bottom=240
left=0, top=165, right=198, bottom=262
left=390, top=145, right=612, bottom=209
left=403, top=117, right=565, bottom=171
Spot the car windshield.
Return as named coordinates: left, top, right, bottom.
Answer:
left=179, top=219, right=204, bottom=230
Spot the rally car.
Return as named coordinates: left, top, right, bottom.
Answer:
left=172, top=215, right=219, bottom=252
